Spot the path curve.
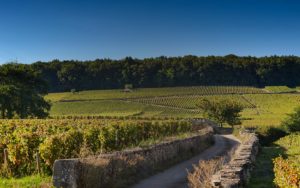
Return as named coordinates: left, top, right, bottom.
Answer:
left=132, top=134, right=240, bottom=188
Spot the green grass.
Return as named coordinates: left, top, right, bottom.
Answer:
left=49, top=91, right=300, bottom=127
left=241, top=94, right=300, bottom=127
left=46, top=86, right=300, bottom=127
left=248, top=133, right=300, bottom=187
left=129, top=95, right=254, bottom=109
left=264, top=86, right=298, bottom=93
left=0, top=175, right=51, bottom=188
left=248, top=146, right=284, bottom=188
left=50, top=99, right=201, bottom=118
left=275, top=133, right=300, bottom=168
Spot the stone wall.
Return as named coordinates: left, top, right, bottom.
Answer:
left=53, top=125, right=214, bottom=188
left=211, top=130, right=259, bottom=188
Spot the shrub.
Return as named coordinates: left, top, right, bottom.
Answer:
left=0, top=119, right=196, bottom=177
left=255, top=126, right=287, bottom=146
left=273, top=156, right=300, bottom=187
left=6, top=132, right=41, bottom=176
left=39, top=129, right=84, bottom=168
left=39, top=134, right=65, bottom=167
left=282, top=107, right=300, bottom=133
left=83, top=127, right=102, bottom=153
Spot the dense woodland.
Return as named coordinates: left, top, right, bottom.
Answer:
left=4, top=55, right=300, bottom=92
left=0, top=64, right=50, bottom=118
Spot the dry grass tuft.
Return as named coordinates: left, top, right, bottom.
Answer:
left=188, top=147, right=236, bottom=188
left=188, top=157, right=225, bottom=188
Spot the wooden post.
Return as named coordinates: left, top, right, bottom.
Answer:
left=36, top=151, right=41, bottom=175
left=3, top=148, right=8, bottom=166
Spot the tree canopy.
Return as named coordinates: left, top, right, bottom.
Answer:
left=26, top=55, right=300, bottom=92
left=0, top=64, right=50, bottom=119
left=198, top=99, right=243, bottom=127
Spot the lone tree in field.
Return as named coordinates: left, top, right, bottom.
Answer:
left=198, top=99, right=243, bottom=128
left=0, top=63, right=51, bottom=119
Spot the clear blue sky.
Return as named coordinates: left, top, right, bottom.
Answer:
left=1, top=0, right=300, bottom=64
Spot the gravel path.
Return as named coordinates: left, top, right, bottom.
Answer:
left=132, top=134, right=240, bottom=188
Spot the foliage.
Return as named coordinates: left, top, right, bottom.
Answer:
left=273, top=156, right=300, bottom=188
left=0, top=64, right=50, bottom=119
left=46, top=86, right=266, bottom=102
left=39, top=129, right=84, bottom=167
left=0, top=119, right=195, bottom=177
left=282, top=107, right=300, bottom=133
left=198, top=99, right=243, bottom=127
left=275, top=133, right=300, bottom=165
left=47, top=87, right=300, bottom=127
left=0, top=175, right=51, bottom=188
left=255, top=126, right=287, bottom=146
left=265, top=86, right=297, bottom=93
left=248, top=146, right=284, bottom=188
left=30, top=55, right=300, bottom=92
left=272, top=133, right=300, bottom=188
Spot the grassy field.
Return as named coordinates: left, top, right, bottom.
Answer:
left=264, top=86, right=299, bottom=93
left=275, top=133, right=300, bottom=167
left=47, top=86, right=300, bottom=127
left=0, top=176, right=51, bottom=188
left=248, top=146, right=284, bottom=188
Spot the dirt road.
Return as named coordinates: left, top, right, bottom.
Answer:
left=132, top=134, right=239, bottom=188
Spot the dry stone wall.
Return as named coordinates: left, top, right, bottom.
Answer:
left=211, top=130, right=259, bottom=188
left=53, top=123, right=214, bottom=188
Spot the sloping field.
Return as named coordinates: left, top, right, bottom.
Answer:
left=264, top=86, right=299, bottom=93
left=128, top=95, right=255, bottom=109
left=46, top=86, right=265, bottom=102
left=47, top=86, right=300, bottom=126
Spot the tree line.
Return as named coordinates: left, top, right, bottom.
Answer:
left=27, top=55, right=300, bottom=92
left=1, top=54, right=300, bottom=119
left=2, top=55, right=300, bottom=93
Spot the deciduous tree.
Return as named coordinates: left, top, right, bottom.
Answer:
left=198, top=99, right=243, bottom=128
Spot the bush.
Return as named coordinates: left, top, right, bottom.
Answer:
left=39, top=129, right=84, bottom=169
left=0, top=119, right=196, bottom=178
left=6, top=132, right=42, bottom=176
left=255, top=126, right=287, bottom=146
left=83, top=127, right=101, bottom=153
left=39, top=134, right=65, bottom=167
left=273, top=156, right=300, bottom=187
left=282, top=107, right=300, bottom=133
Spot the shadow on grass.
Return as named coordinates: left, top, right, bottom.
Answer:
left=217, top=127, right=233, bottom=135
left=248, top=145, right=286, bottom=188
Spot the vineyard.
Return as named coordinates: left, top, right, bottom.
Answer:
left=46, top=86, right=266, bottom=102
left=128, top=95, right=254, bottom=109
left=273, top=133, right=300, bottom=187
left=47, top=86, right=300, bottom=127
left=0, top=119, right=197, bottom=178
left=2, top=85, right=300, bottom=187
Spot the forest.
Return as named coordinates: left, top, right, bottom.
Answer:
left=3, top=55, right=300, bottom=92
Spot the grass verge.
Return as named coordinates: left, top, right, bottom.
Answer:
left=248, top=146, right=284, bottom=188
left=0, top=175, right=52, bottom=188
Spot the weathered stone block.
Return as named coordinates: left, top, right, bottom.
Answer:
left=53, top=159, right=81, bottom=188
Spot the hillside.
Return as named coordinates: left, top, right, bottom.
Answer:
left=47, top=85, right=300, bottom=127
